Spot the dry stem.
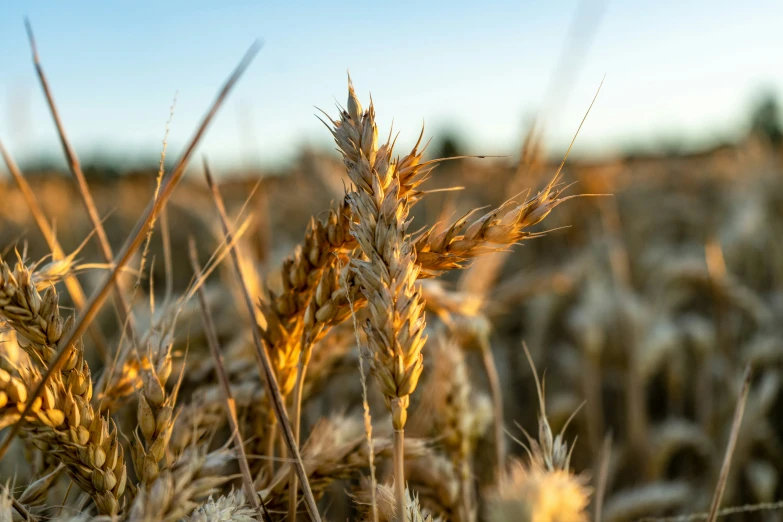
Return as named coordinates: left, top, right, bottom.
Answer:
left=189, top=241, right=269, bottom=521
left=202, top=161, right=322, bottom=522
left=25, top=19, right=140, bottom=353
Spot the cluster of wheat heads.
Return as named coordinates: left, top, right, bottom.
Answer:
left=0, top=57, right=599, bottom=521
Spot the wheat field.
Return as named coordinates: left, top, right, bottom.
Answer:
left=1, top=36, right=783, bottom=522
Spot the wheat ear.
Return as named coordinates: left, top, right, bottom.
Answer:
left=285, top=122, right=433, bottom=520
left=0, top=258, right=128, bottom=515
left=338, top=82, right=427, bottom=522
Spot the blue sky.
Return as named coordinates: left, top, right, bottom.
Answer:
left=1, top=1, right=782, bottom=171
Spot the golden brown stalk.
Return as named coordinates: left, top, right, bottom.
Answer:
left=189, top=242, right=267, bottom=520
left=202, top=162, right=322, bottom=522
left=338, top=83, right=427, bottom=522
left=706, top=364, right=753, bottom=522
left=0, top=40, right=261, bottom=463
left=25, top=20, right=140, bottom=353
left=0, top=138, right=109, bottom=361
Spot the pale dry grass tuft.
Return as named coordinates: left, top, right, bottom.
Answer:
left=184, top=490, right=256, bottom=522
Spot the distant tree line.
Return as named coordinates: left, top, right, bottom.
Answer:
left=750, top=91, right=783, bottom=148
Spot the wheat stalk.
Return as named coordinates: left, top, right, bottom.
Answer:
left=190, top=242, right=267, bottom=519
left=334, top=82, right=427, bottom=522
left=25, top=19, right=141, bottom=354
left=273, top=108, right=434, bottom=519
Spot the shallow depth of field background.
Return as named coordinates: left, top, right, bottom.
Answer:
left=2, top=1, right=783, bottom=521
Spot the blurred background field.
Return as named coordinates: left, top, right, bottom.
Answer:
left=2, top=1, right=783, bottom=521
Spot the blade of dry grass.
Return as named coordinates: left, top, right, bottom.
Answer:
left=189, top=239, right=271, bottom=522
left=345, top=268, right=379, bottom=522
left=0, top=41, right=261, bottom=462
left=637, top=500, right=783, bottom=522
left=0, top=137, right=110, bottom=360
left=24, top=19, right=142, bottom=353
left=594, top=433, right=613, bottom=522
left=477, top=328, right=505, bottom=479
left=202, top=159, right=323, bottom=522
left=162, top=206, right=174, bottom=306
left=705, top=364, right=753, bottom=522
